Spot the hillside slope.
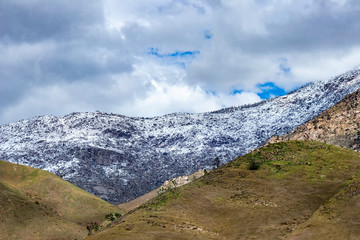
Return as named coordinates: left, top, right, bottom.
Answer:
left=287, top=175, right=360, bottom=239
left=86, top=141, right=360, bottom=240
left=118, top=169, right=205, bottom=212
left=1, top=67, right=360, bottom=204
left=268, top=89, right=360, bottom=150
left=0, top=160, right=122, bottom=240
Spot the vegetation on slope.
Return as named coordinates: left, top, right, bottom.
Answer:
left=0, top=160, right=122, bottom=240
left=86, top=141, right=360, bottom=240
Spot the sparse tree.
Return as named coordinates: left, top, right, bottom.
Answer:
left=105, top=213, right=115, bottom=221
left=213, top=157, right=220, bottom=169
left=249, top=159, right=260, bottom=170
left=86, top=222, right=99, bottom=235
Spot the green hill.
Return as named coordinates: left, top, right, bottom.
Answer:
left=86, top=141, right=360, bottom=240
left=0, top=160, right=122, bottom=240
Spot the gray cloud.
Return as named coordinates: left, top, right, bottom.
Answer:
left=0, top=0, right=103, bottom=42
left=1, top=0, right=360, bottom=124
left=185, top=0, right=360, bottom=91
left=0, top=0, right=134, bottom=121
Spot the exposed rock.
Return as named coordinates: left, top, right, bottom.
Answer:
left=162, top=169, right=205, bottom=189
left=268, top=89, right=360, bottom=151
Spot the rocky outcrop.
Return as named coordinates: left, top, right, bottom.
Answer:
left=162, top=169, right=205, bottom=189
left=268, top=89, right=360, bottom=151
left=119, top=169, right=205, bottom=212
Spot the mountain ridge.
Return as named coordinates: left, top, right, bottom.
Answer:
left=268, top=88, right=360, bottom=150
left=1, top=67, right=360, bottom=204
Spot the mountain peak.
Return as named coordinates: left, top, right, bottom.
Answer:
left=1, top=67, right=360, bottom=204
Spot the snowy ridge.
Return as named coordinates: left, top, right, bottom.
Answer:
left=1, top=67, right=360, bottom=204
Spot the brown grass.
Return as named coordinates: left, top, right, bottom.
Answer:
left=0, top=160, right=123, bottom=240
left=86, top=141, right=360, bottom=240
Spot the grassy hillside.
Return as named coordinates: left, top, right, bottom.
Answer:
left=0, top=160, right=122, bottom=240
left=86, top=141, right=360, bottom=240
left=288, top=174, right=360, bottom=239
left=119, top=169, right=205, bottom=212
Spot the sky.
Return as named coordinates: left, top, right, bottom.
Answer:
left=2, top=0, right=360, bottom=124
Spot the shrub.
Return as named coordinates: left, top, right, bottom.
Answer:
left=86, top=222, right=99, bottom=235
left=105, top=213, right=115, bottom=221
left=249, top=159, right=260, bottom=170
left=213, top=157, right=221, bottom=169
left=105, top=212, right=122, bottom=221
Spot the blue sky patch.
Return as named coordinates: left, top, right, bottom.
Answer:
left=148, top=48, right=200, bottom=58
left=232, top=89, right=243, bottom=95
left=204, top=30, right=213, bottom=39
left=278, top=57, right=291, bottom=74
left=257, top=82, right=287, bottom=99
left=148, top=48, right=200, bottom=67
left=279, top=63, right=291, bottom=74
left=206, top=90, right=217, bottom=96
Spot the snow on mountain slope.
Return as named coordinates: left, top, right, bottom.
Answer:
left=1, top=67, right=360, bottom=204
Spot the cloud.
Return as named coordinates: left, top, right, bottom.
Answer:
left=0, top=62, right=261, bottom=123
left=1, top=0, right=360, bottom=123
left=0, top=0, right=103, bottom=42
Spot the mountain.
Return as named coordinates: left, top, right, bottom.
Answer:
left=268, top=89, right=360, bottom=151
left=85, top=141, right=360, bottom=240
left=1, top=67, right=360, bottom=204
left=0, top=160, right=122, bottom=240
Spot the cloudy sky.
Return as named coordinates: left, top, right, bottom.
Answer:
left=1, top=0, right=360, bottom=124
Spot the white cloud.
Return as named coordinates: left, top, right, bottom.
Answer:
left=116, top=80, right=261, bottom=117
left=2, top=0, right=360, bottom=123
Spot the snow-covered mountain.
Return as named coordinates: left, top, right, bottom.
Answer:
left=1, top=67, right=360, bottom=204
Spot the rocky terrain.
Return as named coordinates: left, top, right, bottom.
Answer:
left=1, top=67, right=360, bottom=204
left=268, top=89, right=360, bottom=150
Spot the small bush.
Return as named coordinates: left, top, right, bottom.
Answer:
left=86, top=222, right=99, bottom=235
left=213, top=157, right=221, bottom=169
left=105, top=212, right=122, bottom=221
left=249, top=159, right=260, bottom=170
left=105, top=213, right=115, bottom=221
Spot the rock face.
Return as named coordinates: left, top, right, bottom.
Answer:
left=268, top=89, right=360, bottom=151
left=162, top=169, right=205, bottom=189
left=1, top=67, right=360, bottom=204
